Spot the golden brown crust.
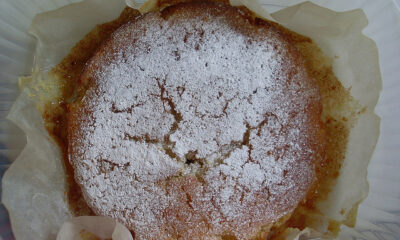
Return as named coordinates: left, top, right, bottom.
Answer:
left=66, top=1, right=325, bottom=239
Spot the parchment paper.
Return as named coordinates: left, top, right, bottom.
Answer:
left=56, top=216, right=133, bottom=240
left=2, top=0, right=381, bottom=239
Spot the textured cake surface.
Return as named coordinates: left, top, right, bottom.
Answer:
left=68, top=2, right=324, bottom=239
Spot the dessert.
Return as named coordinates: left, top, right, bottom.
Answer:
left=67, top=1, right=324, bottom=239
left=1, top=0, right=384, bottom=238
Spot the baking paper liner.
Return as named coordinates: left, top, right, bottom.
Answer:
left=1, top=0, right=381, bottom=239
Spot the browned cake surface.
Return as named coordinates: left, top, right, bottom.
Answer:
left=41, top=0, right=362, bottom=239
left=66, top=2, right=324, bottom=239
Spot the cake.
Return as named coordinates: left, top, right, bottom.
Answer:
left=67, top=1, right=325, bottom=239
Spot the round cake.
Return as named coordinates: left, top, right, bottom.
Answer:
left=67, top=1, right=325, bottom=239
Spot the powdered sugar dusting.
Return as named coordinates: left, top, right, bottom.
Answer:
left=69, top=3, right=321, bottom=239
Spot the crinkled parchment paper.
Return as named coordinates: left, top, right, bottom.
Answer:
left=56, top=216, right=132, bottom=240
left=2, top=0, right=381, bottom=239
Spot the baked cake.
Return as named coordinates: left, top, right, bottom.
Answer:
left=67, top=1, right=325, bottom=239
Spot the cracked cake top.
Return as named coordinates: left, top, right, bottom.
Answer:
left=67, top=1, right=324, bottom=239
